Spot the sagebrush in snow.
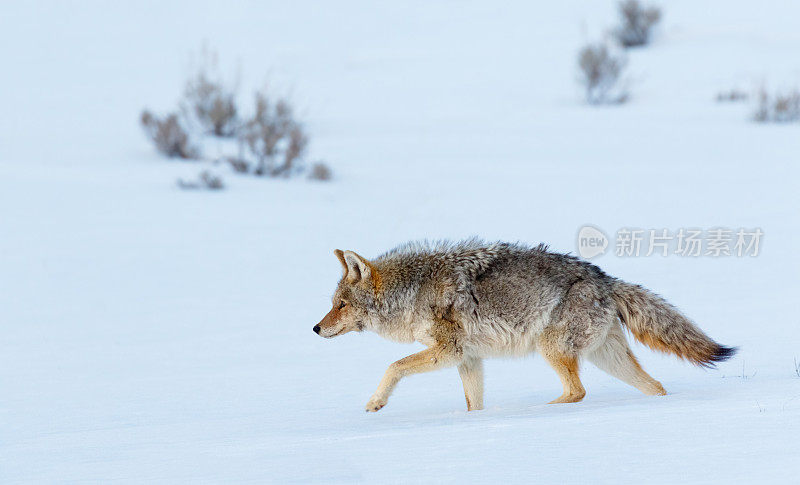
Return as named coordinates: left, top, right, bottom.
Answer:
left=753, top=88, right=800, bottom=123
left=577, top=43, right=629, bottom=105
left=140, top=110, right=198, bottom=159
left=183, top=72, right=238, bottom=137
left=200, top=171, right=224, bottom=189
left=240, top=92, right=309, bottom=177
left=716, top=89, right=749, bottom=102
left=221, top=155, right=250, bottom=174
left=613, top=0, right=662, bottom=48
left=308, top=162, right=333, bottom=181
left=142, top=45, right=327, bottom=185
left=177, top=170, right=224, bottom=190
left=181, top=48, right=239, bottom=137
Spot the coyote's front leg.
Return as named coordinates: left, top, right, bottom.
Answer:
left=458, top=357, right=484, bottom=411
left=365, top=343, right=459, bottom=412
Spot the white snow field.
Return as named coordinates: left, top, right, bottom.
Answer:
left=2, top=1, right=800, bottom=483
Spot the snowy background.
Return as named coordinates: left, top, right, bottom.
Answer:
left=2, top=1, right=799, bottom=483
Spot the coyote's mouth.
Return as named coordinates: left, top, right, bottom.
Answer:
left=326, top=327, right=347, bottom=338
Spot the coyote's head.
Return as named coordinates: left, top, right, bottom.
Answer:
left=314, top=249, right=381, bottom=338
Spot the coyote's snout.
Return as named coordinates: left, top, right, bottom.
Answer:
left=314, top=240, right=736, bottom=412
left=313, top=300, right=360, bottom=338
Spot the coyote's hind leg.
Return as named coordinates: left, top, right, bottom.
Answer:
left=537, top=334, right=586, bottom=404
left=588, top=323, right=667, bottom=396
left=458, top=357, right=484, bottom=411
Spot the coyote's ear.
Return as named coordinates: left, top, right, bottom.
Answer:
left=342, top=250, right=371, bottom=284
left=334, top=249, right=348, bottom=277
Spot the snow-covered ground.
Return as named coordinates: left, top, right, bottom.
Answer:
left=2, top=1, right=799, bottom=482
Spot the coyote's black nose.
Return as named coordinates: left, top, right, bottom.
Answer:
left=313, top=324, right=321, bottom=334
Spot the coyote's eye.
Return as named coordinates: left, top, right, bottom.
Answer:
left=338, top=300, right=347, bottom=310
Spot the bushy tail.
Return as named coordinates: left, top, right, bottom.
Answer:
left=611, top=280, right=737, bottom=368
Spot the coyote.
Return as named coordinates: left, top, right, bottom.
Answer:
left=313, top=240, right=736, bottom=412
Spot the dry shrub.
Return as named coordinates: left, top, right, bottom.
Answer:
left=753, top=88, right=800, bottom=123
left=177, top=170, right=224, bottom=190
left=200, top=171, right=224, bottom=189
left=183, top=73, right=238, bottom=137
left=182, top=49, right=239, bottom=137
left=308, top=162, right=332, bottom=181
left=220, top=156, right=250, bottom=173
left=577, top=43, right=628, bottom=104
left=142, top=45, right=329, bottom=186
left=141, top=110, right=198, bottom=159
left=613, top=0, right=662, bottom=48
left=716, top=89, right=749, bottom=102
left=240, top=92, right=309, bottom=177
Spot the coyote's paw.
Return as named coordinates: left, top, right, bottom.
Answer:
left=548, top=393, right=585, bottom=404
left=365, top=396, right=387, bottom=412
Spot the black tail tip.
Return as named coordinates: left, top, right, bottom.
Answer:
left=710, top=345, right=738, bottom=364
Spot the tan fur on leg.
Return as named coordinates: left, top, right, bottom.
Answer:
left=537, top=337, right=586, bottom=404
left=366, top=344, right=459, bottom=412
left=588, top=323, right=667, bottom=396
left=457, top=357, right=484, bottom=411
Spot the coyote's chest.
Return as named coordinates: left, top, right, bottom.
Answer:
left=373, top=316, right=436, bottom=346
